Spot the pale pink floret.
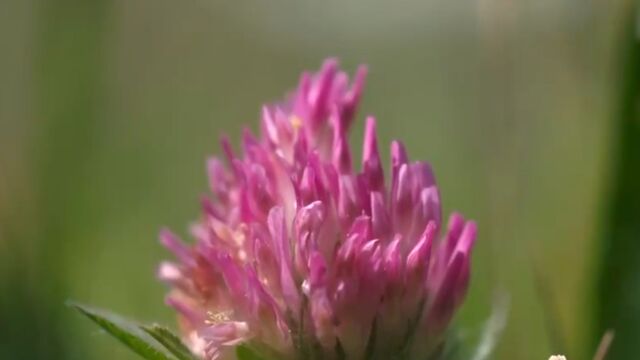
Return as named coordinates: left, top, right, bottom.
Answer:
left=159, top=59, right=477, bottom=359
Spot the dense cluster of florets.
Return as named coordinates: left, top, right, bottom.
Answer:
left=159, top=59, right=477, bottom=360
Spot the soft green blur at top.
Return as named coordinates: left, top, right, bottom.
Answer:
left=0, top=0, right=632, bottom=359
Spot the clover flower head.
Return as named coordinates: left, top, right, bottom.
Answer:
left=159, top=59, right=477, bottom=360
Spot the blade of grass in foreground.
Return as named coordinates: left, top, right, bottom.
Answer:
left=594, top=3, right=640, bottom=359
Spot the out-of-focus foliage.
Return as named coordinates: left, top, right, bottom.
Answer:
left=0, top=0, right=634, bottom=359
left=595, top=2, right=640, bottom=359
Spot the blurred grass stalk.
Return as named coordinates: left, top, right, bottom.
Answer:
left=15, top=0, right=111, bottom=358
left=595, top=1, right=640, bottom=359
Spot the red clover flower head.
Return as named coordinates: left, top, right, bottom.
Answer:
left=159, top=59, right=477, bottom=360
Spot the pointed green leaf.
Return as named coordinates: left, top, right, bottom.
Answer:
left=70, top=302, right=175, bottom=360
left=141, top=324, right=198, bottom=360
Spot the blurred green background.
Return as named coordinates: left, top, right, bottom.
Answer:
left=1, top=0, right=638, bottom=359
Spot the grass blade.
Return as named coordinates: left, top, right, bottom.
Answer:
left=595, top=3, right=640, bottom=359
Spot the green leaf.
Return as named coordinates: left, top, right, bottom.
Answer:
left=141, top=324, right=198, bottom=360
left=69, top=302, right=176, bottom=360
left=235, top=344, right=266, bottom=360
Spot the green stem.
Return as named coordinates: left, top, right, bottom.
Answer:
left=594, top=3, right=640, bottom=359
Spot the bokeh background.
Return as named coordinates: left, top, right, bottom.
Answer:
left=1, top=0, right=639, bottom=359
